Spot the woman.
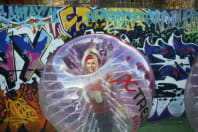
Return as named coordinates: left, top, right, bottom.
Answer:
left=81, top=48, right=113, bottom=132
left=81, top=48, right=101, bottom=74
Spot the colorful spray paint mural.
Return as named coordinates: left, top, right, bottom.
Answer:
left=0, top=4, right=198, bottom=131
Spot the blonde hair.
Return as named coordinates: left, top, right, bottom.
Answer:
left=81, top=48, right=101, bottom=70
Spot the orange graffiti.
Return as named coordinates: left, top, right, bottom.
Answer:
left=4, top=98, right=38, bottom=128
left=0, top=84, right=56, bottom=132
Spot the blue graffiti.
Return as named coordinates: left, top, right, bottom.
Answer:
left=145, top=39, right=175, bottom=61
left=145, top=9, right=198, bottom=32
left=173, top=35, right=198, bottom=65
left=159, top=62, right=188, bottom=80
left=0, top=30, right=11, bottom=53
left=144, top=35, right=198, bottom=81
left=0, top=5, right=59, bottom=26
left=10, top=29, right=51, bottom=54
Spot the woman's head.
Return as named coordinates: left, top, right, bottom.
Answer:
left=82, top=48, right=101, bottom=74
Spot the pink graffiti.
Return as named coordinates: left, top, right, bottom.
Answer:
left=25, top=50, right=44, bottom=79
left=0, top=45, right=16, bottom=82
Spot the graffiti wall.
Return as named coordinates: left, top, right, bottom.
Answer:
left=0, top=4, right=198, bottom=131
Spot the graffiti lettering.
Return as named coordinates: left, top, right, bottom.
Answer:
left=58, top=7, right=145, bottom=33
left=87, top=8, right=145, bottom=33
left=4, top=98, right=38, bottom=128
left=11, top=28, right=51, bottom=81
left=87, top=8, right=145, bottom=24
left=0, top=30, right=16, bottom=90
left=145, top=10, right=198, bottom=33
left=1, top=4, right=198, bottom=124
left=58, top=7, right=91, bottom=32
left=0, top=5, right=59, bottom=26
left=0, top=28, right=52, bottom=91
left=184, top=21, right=198, bottom=34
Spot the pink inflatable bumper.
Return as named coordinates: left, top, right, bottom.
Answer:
left=39, top=34, right=155, bottom=132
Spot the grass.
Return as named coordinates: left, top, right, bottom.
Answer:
left=137, top=117, right=193, bottom=132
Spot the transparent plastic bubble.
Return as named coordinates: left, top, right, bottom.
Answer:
left=39, top=34, right=155, bottom=132
left=184, top=57, right=198, bottom=132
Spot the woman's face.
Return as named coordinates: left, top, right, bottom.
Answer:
left=86, top=58, right=98, bottom=73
